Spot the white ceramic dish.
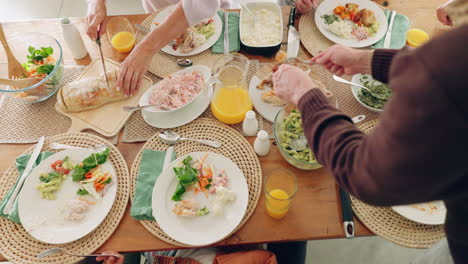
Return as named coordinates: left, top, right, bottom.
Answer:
left=392, top=201, right=447, bottom=225
left=139, top=65, right=211, bottom=114
left=152, top=152, right=249, bottom=246
left=18, top=149, right=117, bottom=244
left=151, top=5, right=223, bottom=57
left=314, top=0, right=388, bottom=48
left=239, top=2, right=283, bottom=56
left=351, top=74, right=384, bottom=113
left=249, top=76, right=282, bottom=123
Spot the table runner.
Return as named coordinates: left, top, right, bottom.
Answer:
left=0, top=66, right=119, bottom=144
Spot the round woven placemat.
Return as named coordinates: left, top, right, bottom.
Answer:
left=0, top=66, right=118, bottom=144
left=299, top=10, right=334, bottom=56
left=129, top=118, right=262, bottom=246
left=351, top=120, right=446, bottom=248
left=135, top=10, right=224, bottom=78
left=0, top=133, right=129, bottom=264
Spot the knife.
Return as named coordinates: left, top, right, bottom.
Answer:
left=96, top=36, right=110, bottom=90
left=135, top=24, right=150, bottom=34
left=3, top=136, right=45, bottom=215
left=383, top=10, right=397, bottom=49
left=223, top=11, right=230, bottom=55
left=287, top=6, right=300, bottom=59
left=339, top=187, right=355, bottom=239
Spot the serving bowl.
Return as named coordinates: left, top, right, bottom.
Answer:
left=0, top=32, right=64, bottom=104
left=139, top=65, right=211, bottom=114
left=240, top=2, right=283, bottom=56
left=350, top=74, right=384, bottom=113
left=274, top=105, right=322, bottom=170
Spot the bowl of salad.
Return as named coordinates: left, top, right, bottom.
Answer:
left=0, top=32, right=64, bottom=104
left=273, top=105, right=322, bottom=170
left=351, top=74, right=391, bottom=112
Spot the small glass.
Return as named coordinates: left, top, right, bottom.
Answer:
left=210, top=54, right=253, bottom=124
left=264, top=168, right=298, bottom=219
left=106, top=17, right=136, bottom=53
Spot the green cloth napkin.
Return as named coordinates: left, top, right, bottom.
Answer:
left=212, top=10, right=241, bottom=54
left=0, top=151, right=55, bottom=223
left=373, top=10, right=410, bottom=49
left=130, top=149, right=177, bottom=221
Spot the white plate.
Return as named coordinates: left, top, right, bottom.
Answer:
left=351, top=74, right=384, bottom=113
left=152, top=152, right=249, bottom=246
left=18, top=149, right=117, bottom=244
left=151, top=5, right=223, bottom=57
left=392, top=201, right=447, bottom=225
left=314, top=0, right=388, bottom=48
left=139, top=66, right=213, bottom=129
left=249, top=76, right=282, bottom=123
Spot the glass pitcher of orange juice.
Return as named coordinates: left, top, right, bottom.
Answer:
left=107, top=17, right=136, bottom=53
left=211, top=54, right=253, bottom=124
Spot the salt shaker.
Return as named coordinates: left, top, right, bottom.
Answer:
left=254, top=130, right=270, bottom=156
left=61, top=18, right=88, bottom=59
left=243, top=110, right=259, bottom=136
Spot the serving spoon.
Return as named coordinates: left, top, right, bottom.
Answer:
left=159, top=130, right=222, bottom=148
left=123, top=104, right=168, bottom=112
left=332, top=75, right=388, bottom=100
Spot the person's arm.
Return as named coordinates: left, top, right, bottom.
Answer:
left=117, top=0, right=220, bottom=95
left=298, top=44, right=468, bottom=206
left=86, top=0, right=107, bottom=41
left=371, top=49, right=399, bottom=83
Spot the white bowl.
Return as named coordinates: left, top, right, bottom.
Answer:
left=350, top=74, right=384, bottom=113
left=139, top=65, right=211, bottom=113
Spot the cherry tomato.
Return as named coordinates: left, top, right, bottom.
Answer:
left=51, top=160, right=70, bottom=174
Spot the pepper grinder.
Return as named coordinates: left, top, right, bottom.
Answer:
left=61, top=18, right=88, bottom=59
left=254, top=130, right=270, bottom=156
left=242, top=110, right=259, bottom=136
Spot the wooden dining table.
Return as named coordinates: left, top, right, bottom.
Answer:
left=0, top=0, right=449, bottom=261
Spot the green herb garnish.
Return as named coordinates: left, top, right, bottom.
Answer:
left=37, top=64, right=55, bottom=75
left=357, top=77, right=392, bottom=110
left=321, top=14, right=340, bottom=25
left=172, top=156, right=199, bottom=201
left=196, top=207, right=209, bottom=216
left=76, top=188, right=89, bottom=195
left=39, top=171, right=62, bottom=183
left=72, top=148, right=110, bottom=182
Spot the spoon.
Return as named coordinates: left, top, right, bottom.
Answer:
left=289, top=115, right=366, bottom=152
left=123, top=104, right=167, bottom=112
left=332, top=75, right=388, bottom=100
left=177, top=59, right=193, bottom=67
left=159, top=130, right=223, bottom=148
left=0, top=77, right=43, bottom=90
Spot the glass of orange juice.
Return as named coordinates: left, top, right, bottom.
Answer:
left=264, top=168, right=298, bottom=219
left=211, top=54, right=253, bottom=124
left=107, top=17, right=136, bottom=53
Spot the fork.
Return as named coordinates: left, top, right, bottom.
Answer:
left=0, top=23, right=28, bottom=81
left=37, top=248, right=120, bottom=258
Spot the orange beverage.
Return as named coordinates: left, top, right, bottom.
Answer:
left=264, top=168, right=298, bottom=219
left=107, top=17, right=136, bottom=53
left=111, top=31, right=135, bottom=53
left=211, top=58, right=253, bottom=124
left=266, top=189, right=291, bottom=219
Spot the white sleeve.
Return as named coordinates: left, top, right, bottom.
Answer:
left=182, top=0, right=221, bottom=26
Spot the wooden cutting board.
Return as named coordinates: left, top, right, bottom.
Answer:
left=55, top=58, right=152, bottom=137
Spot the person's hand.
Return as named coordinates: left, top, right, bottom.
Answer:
left=86, top=0, right=107, bottom=41
left=436, top=0, right=453, bottom=26
left=273, top=64, right=320, bottom=105
left=311, top=44, right=373, bottom=76
left=295, top=0, right=321, bottom=14
left=96, top=251, right=124, bottom=264
left=117, top=43, right=154, bottom=96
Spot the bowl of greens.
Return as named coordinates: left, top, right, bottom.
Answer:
left=0, top=32, right=64, bottom=104
left=273, top=105, right=322, bottom=170
left=351, top=74, right=391, bottom=112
